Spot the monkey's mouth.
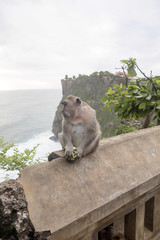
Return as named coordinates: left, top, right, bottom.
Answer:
left=61, top=104, right=65, bottom=113
left=62, top=109, right=71, bottom=118
left=62, top=107, right=65, bottom=114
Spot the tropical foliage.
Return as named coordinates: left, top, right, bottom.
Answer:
left=101, top=58, right=160, bottom=128
left=0, top=137, right=44, bottom=177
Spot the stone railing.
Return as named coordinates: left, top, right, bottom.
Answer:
left=85, top=183, right=160, bottom=240
left=17, top=126, right=160, bottom=240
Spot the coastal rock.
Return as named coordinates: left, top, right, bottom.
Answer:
left=0, top=179, right=34, bottom=240
left=49, top=135, right=58, bottom=142
left=52, top=72, right=125, bottom=138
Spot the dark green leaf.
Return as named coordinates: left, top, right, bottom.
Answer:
left=108, top=88, right=114, bottom=94
left=101, top=96, right=107, bottom=103
left=156, top=105, right=160, bottom=110
left=146, top=95, right=152, bottom=100
left=139, top=102, right=146, bottom=109
left=114, top=84, right=120, bottom=89
left=133, top=89, right=138, bottom=93
left=128, top=66, right=137, bottom=77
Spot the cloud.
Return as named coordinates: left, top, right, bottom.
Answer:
left=0, top=0, right=160, bottom=90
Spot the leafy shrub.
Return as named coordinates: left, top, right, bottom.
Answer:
left=101, top=58, right=160, bottom=128
left=0, top=137, right=45, bottom=177
left=115, top=125, right=137, bottom=136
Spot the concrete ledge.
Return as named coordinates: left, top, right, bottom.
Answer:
left=18, top=126, right=160, bottom=239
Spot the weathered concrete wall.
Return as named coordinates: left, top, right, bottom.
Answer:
left=17, top=126, right=160, bottom=240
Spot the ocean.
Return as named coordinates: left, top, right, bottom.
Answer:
left=0, top=89, right=62, bottom=182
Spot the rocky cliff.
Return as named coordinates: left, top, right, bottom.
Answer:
left=0, top=180, right=34, bottom=240
left=52, top=72, right=125, bottom=138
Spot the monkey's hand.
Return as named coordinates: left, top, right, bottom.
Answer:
left=65, top=145, right=74, bottom=157
left=77, top=147, right=83, bottom=158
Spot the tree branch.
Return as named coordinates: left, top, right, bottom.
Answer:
left=135, top=62, right=157, bottom=94
left=121, top=65, right=129, bottom=87
left=135, top=63, right=151, bottom=81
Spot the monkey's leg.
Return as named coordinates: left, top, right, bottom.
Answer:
left=77, top=135, right=100, bottom=157
left=58, top=132, right=65, bottom=149
left=83, top=135, right=99, bottom=156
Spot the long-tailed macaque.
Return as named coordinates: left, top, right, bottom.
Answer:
left=58, top=95, right=101, bottom=158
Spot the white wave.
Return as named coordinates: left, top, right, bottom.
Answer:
left=0, top=131, right=61, bottom=182
left=18, top=130, right=61, bottom=158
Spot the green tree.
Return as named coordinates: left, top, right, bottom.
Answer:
left=0, top=138, right=46, bottom=178
left=90, top=72, right=99, bottom=76
left=65, top=75, right=68, bottom=80
left=101, top=58, right=160, bottom=129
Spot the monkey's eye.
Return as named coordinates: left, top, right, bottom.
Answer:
left=61, top=101, right=67, bottom=106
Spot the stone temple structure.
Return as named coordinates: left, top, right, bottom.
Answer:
left=1, top=126, right=160, bottom=239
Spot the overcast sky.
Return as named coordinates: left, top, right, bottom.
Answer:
left=0, top=0, right=160, bottom=90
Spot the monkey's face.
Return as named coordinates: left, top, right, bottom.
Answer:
left=61, top=96, right=81, bottom=119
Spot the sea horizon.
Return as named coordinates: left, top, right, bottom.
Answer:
left=0, top=88, right=62, bottom=181
left=0, top=88, right=62, bottom=92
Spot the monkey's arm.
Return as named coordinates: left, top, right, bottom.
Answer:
left=64, top=132, right=74, bottom=154
left=58, top=123, right=74, bottom=156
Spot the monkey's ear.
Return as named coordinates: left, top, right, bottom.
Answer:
left=76, top=97, right=81, bottom=105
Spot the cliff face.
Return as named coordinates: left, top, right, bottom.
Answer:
left=52, top=72, right=125, bottom=138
